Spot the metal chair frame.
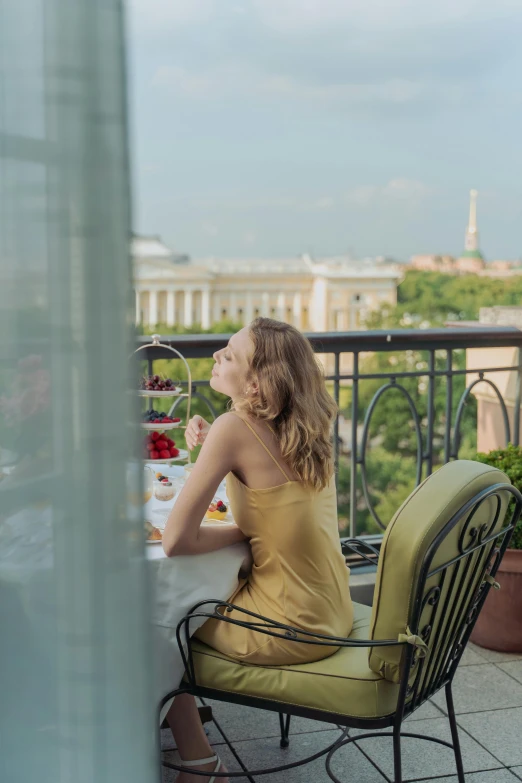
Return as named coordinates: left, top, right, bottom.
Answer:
left=160, top=482, right=522, bottom=782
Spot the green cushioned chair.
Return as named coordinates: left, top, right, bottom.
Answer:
left=164, top=460, right=522, bottom=782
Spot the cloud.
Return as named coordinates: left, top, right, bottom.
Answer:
left=185, top=194, right=339, bottom=213
left=128, top=0, right=215, bottom=34
left=201, top=222, right=219, bottom=236
left=250, top=0, right=509, bottom=31
left=141, top=0, right=522, bottom=118
left=346, top=179, right=432, bottom=207
left=151, top=62, right=424, bottom=111
left=131, top=0, right=521, bottom=31
left=151, top=66, right=215, bottom=95
left=242, top=230, right=257, bottom=246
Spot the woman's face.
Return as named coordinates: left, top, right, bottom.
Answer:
left=210, top=327, right=254, bottom=401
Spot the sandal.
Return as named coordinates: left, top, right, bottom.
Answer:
left=178, top=753, right=222, bottom=782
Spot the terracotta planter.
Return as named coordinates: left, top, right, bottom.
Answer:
left=471, top=548, right=522, bottom=653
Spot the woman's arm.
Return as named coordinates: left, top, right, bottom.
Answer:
left=162, top=413, right=247, bottom=557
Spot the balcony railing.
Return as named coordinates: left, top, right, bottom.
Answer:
left=136, top=327, right=522, bottom=541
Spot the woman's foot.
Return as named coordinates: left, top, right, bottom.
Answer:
left=176, top=756, right=229, bottom=783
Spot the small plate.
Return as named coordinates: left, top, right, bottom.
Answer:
left=138, top=387, right=182, bottom=398
left=201, top=517, right=234, bottom=526
left=144, top=448, right=189, bottom=464
left=141, top=421, right=182, bottom=431
left=145, top=463, right=184, bottom=480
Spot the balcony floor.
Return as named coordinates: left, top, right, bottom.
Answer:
left=161, top=642, right=522, bottom=783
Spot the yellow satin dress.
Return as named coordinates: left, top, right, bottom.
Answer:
left=195, top=415, right=353, bottom=665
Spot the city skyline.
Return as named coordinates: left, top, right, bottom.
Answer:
left=128, top=0, right=522, bottom=261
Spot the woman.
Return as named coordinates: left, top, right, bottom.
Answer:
left=162, top=318, right=353, bottom=783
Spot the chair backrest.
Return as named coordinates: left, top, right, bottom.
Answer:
left=369, top=460, right=517, bottom=698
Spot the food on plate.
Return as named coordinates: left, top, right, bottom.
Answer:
left=144, top=520, right=163, bottom=541
left=139, top=374, right=179, bottom=392
left=143, top=432, right=179, bottom=460
left=205, top=499, right=228, bottom=520
left=142, top=409, right=181, bottom=424
left=154, top=479, right=175, bottom=502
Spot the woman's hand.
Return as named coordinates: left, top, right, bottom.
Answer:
left=185, top=415, right=211, bottom=451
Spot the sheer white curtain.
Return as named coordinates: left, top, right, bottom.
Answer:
left=0, top=2, right=156, bottom=781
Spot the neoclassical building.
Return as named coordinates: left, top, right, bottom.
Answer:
left=132, top=235, right=402, bottom=332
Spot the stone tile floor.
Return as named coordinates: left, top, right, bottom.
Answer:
left=161, top=642, right=522, bottom=783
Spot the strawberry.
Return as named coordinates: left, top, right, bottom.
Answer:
left=159, top=449, right=171, bottom=460
left=165, top=437, right=174, bottom=447
left=173, top=417, right=181, bottom=423
left=146, top=442, right=155, bottom=451
left=163, top=417, right=172, bottom=423
left=156, top=439, right=168, bottom=451
left=150, top=449, right=159, bottom=460
left=169, top=447, right=179, bottom=458
left=151, top=431, right=160, bottom=441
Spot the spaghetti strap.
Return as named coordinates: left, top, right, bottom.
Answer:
left=229, top=412, right=291, bottom=482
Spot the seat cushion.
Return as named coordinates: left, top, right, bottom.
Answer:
left=189, top=602, right=399, bottom=720
left=369, top=460, right=511, bottom=683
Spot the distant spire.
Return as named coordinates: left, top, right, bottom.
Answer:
left=467, top=189, right=477, bottom=235
left=463, top=189, right=483, bottom=258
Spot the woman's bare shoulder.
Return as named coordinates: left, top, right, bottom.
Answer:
left=210, top=411, right=249, bottom=436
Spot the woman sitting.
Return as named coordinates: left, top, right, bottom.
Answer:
left=162, top=317, right=353, bottom=783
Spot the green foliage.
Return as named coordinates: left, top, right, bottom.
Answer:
left=397, top=270, right=522, bottom=324
left=337, top=447, right=418, bottom=536
left=336, top=268, right=522, bottom=534
left=475, top=444, right=522, bottom=549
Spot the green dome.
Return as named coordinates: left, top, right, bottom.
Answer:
left=461, top=249, right=485, bottom=260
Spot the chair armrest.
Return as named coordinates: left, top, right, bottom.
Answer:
left=341, top=537, right=380, bottom=566
left=177, top=598, right=402, bottom=653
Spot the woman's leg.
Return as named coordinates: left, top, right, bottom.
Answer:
left=166, top=694, right=229, bottom=783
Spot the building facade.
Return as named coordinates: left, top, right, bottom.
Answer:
left=132, top=236, right=402, bottom=332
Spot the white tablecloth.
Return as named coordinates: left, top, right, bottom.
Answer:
left=148, top=541, right=247, bottom=722
left=145, top=464, right=248, bottom=721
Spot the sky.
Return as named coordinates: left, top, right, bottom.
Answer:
left=127, top=0, right=522, bottom=261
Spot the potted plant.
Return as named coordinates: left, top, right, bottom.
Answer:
left=470, top=444, right=522, bottom=652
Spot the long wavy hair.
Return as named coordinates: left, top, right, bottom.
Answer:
left=234, top=318, right=338, bottom=491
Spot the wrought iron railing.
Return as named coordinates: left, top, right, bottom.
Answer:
left=136, top=327, right=522, bottom=541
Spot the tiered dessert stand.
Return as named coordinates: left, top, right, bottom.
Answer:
left=134, top=334, right=192, bottom=466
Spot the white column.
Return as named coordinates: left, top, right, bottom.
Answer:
left=213, top=292, right=221, bottom=323
left=277, top=292, right=286, bottom=321
left=166, top=290, right=175, bottom=327
left=135, top=290, right=141, bottom=325
left=245, top=290, right=254, bottom=324
left=310, top=277, right=327, bottom=332
left=229, top=292, right=238, bottom=321
left=148, top=290, right=158, bottom=327
left=184, top=290, right=193, bottom=328
left=262, top=292, right=270, bottom=316
left=201, top=288, right=211, bottom=329
left=293, top=292, right=302, bottom=328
